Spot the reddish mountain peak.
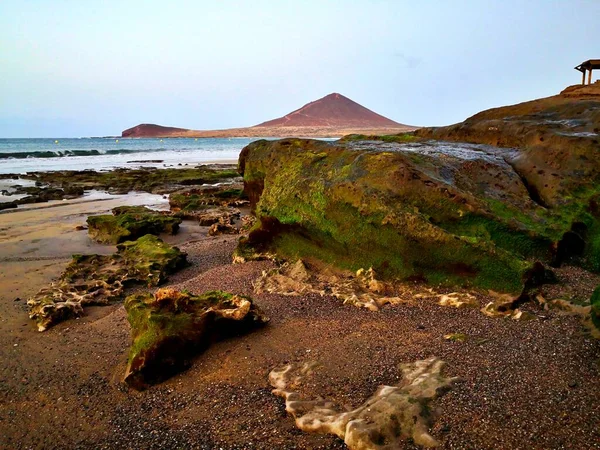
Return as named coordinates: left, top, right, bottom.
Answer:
left=254, top=93, right=404, bottom=128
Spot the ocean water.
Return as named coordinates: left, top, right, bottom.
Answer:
left=0, top=137, right=260, bottom=174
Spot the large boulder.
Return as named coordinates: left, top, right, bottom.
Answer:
left=236, top=116, right=598, bottom=294
left=27, top=235, right=188, bottom=331
left=124, top=288, right=269, bottom=390
left=87, top=206, right=182, bottom=244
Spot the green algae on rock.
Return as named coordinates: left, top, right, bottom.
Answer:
left=415, top=84, right=600, bottom=272
left=123, top=288, right=269, bottom=390
left=87, top=206, right=182, bottom=244
left=169, top=183, right=248, bottom=213
left=15, top=165, right=240, bottom=196
left=27, top=235, right=188, bottom=331
left=237, top=139, right=549, bottom=295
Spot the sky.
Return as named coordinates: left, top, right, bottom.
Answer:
left=1, top=0, right=598, bottom=137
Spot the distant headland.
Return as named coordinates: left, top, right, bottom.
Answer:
left=121, top=93, right=415, bottom=138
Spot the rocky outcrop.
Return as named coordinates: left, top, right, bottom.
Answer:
left=121, top=124, right=190, bottom=138
left=0, top=185, right=85, bottom=208
left=269, top=357, right=457, bottom=448
left=17, top=166, right=240, bottom=196
left=87, top=206, right=182, bottom=244
left=27, top=235, right=188, bottom=331
left=237, top=87, right=600, bottom=296
left=124, top=288, right=269, bottom=390
left=168, top=184, right=248, bottom=212
left=169, top=183, right=242, bottom=218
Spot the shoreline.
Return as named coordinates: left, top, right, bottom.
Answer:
left=0, top=189, right=598, bottom=449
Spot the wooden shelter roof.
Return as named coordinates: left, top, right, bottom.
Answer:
left=575, top=59, right=600, bottom=73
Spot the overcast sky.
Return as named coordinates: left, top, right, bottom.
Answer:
left=1, top=0, right=598, bottom=137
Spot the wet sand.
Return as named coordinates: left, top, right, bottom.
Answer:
left=0, top=196, right=599, bottom=449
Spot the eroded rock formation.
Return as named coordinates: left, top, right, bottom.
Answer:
left=269, top=357, right=457, bottom=449
left=27, top=235, right=188, bottom=331
left=124, top=288, right=269, bottom=390
left=169, top=184, right=248, bottom=212
left=254, top=260, right=412, bottom=311
left=87, top=206, right=182, bottom=244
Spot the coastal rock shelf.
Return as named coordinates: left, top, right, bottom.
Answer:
left=27, top=235, right=188, bottom=331
left=269, top=357, right=457, bottom=449
left=124, top=288, right=269, bottom=390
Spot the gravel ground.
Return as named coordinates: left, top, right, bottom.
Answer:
left=1, top=233, right=599, bottom=449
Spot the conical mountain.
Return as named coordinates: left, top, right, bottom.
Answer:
left=255, top=93, right=404, bottom=128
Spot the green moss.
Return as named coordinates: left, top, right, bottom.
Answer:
left=236, top=136, right=600, bottom=295
left=124, top=289, right=267, bottom=389
left=87, top=207, right=181, bottom=244
left=169, top=187, right=246, bottom=212
left=21, top=166, right=239, bottom=194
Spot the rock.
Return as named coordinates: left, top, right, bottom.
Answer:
left=27, top=235, right=187, bottom=331
left=254, top=260, right=410, bottom=311
left=511, top=310, right=536, bottom=321
left=238, top=86, right=600, bottom=295
left=17, top=166, right=240, bottom=197
left=0, top=201, right=17, bottom=210
left=238, top=139, right=547, bottom=296
left=194, top=208, right=239, bottom=226
left=208, top=218, right=239, bottom=236
left=481, top=292, right=521, bottom=318
left=438, top=292, right=478, bottom=308
left=269, top=357, right=457, bottom=449
left=87, top=206, right=182, bottom=244
left=444, top=333, right=467, bottom=342
left=124, top=288, right=269, bottom=390
left=168, top=184, right=248, bottom=212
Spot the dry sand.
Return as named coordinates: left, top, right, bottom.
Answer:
left=0, top=196, right=599, bottom=449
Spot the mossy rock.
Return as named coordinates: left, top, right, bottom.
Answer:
left=20, top=166, right=240, bottom=195
left=169, top=184, right=247, bottom=212
left=237, top=136, right=600, bottom=295
left=124, top=288, right=269, bottom=390
left=87, top=206, right=181, bottom=244
left=27, top=235, right=188, bottom=331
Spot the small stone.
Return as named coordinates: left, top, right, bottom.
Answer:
left=444, top=333, right=467, bottom=342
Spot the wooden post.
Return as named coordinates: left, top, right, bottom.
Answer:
left=589, top=68, right=593, bottom=85
left=582, top=70, right=586, bottom=85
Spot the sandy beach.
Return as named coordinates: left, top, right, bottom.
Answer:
left=0, top=190, right=599, bottom=449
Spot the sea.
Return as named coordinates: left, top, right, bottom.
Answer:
left=0, top=137, right=261, bottom=174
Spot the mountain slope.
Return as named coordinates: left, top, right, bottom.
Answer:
left=121, top=93, right=412, bottom=138
left=255, top=93, right=403, bottom=128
